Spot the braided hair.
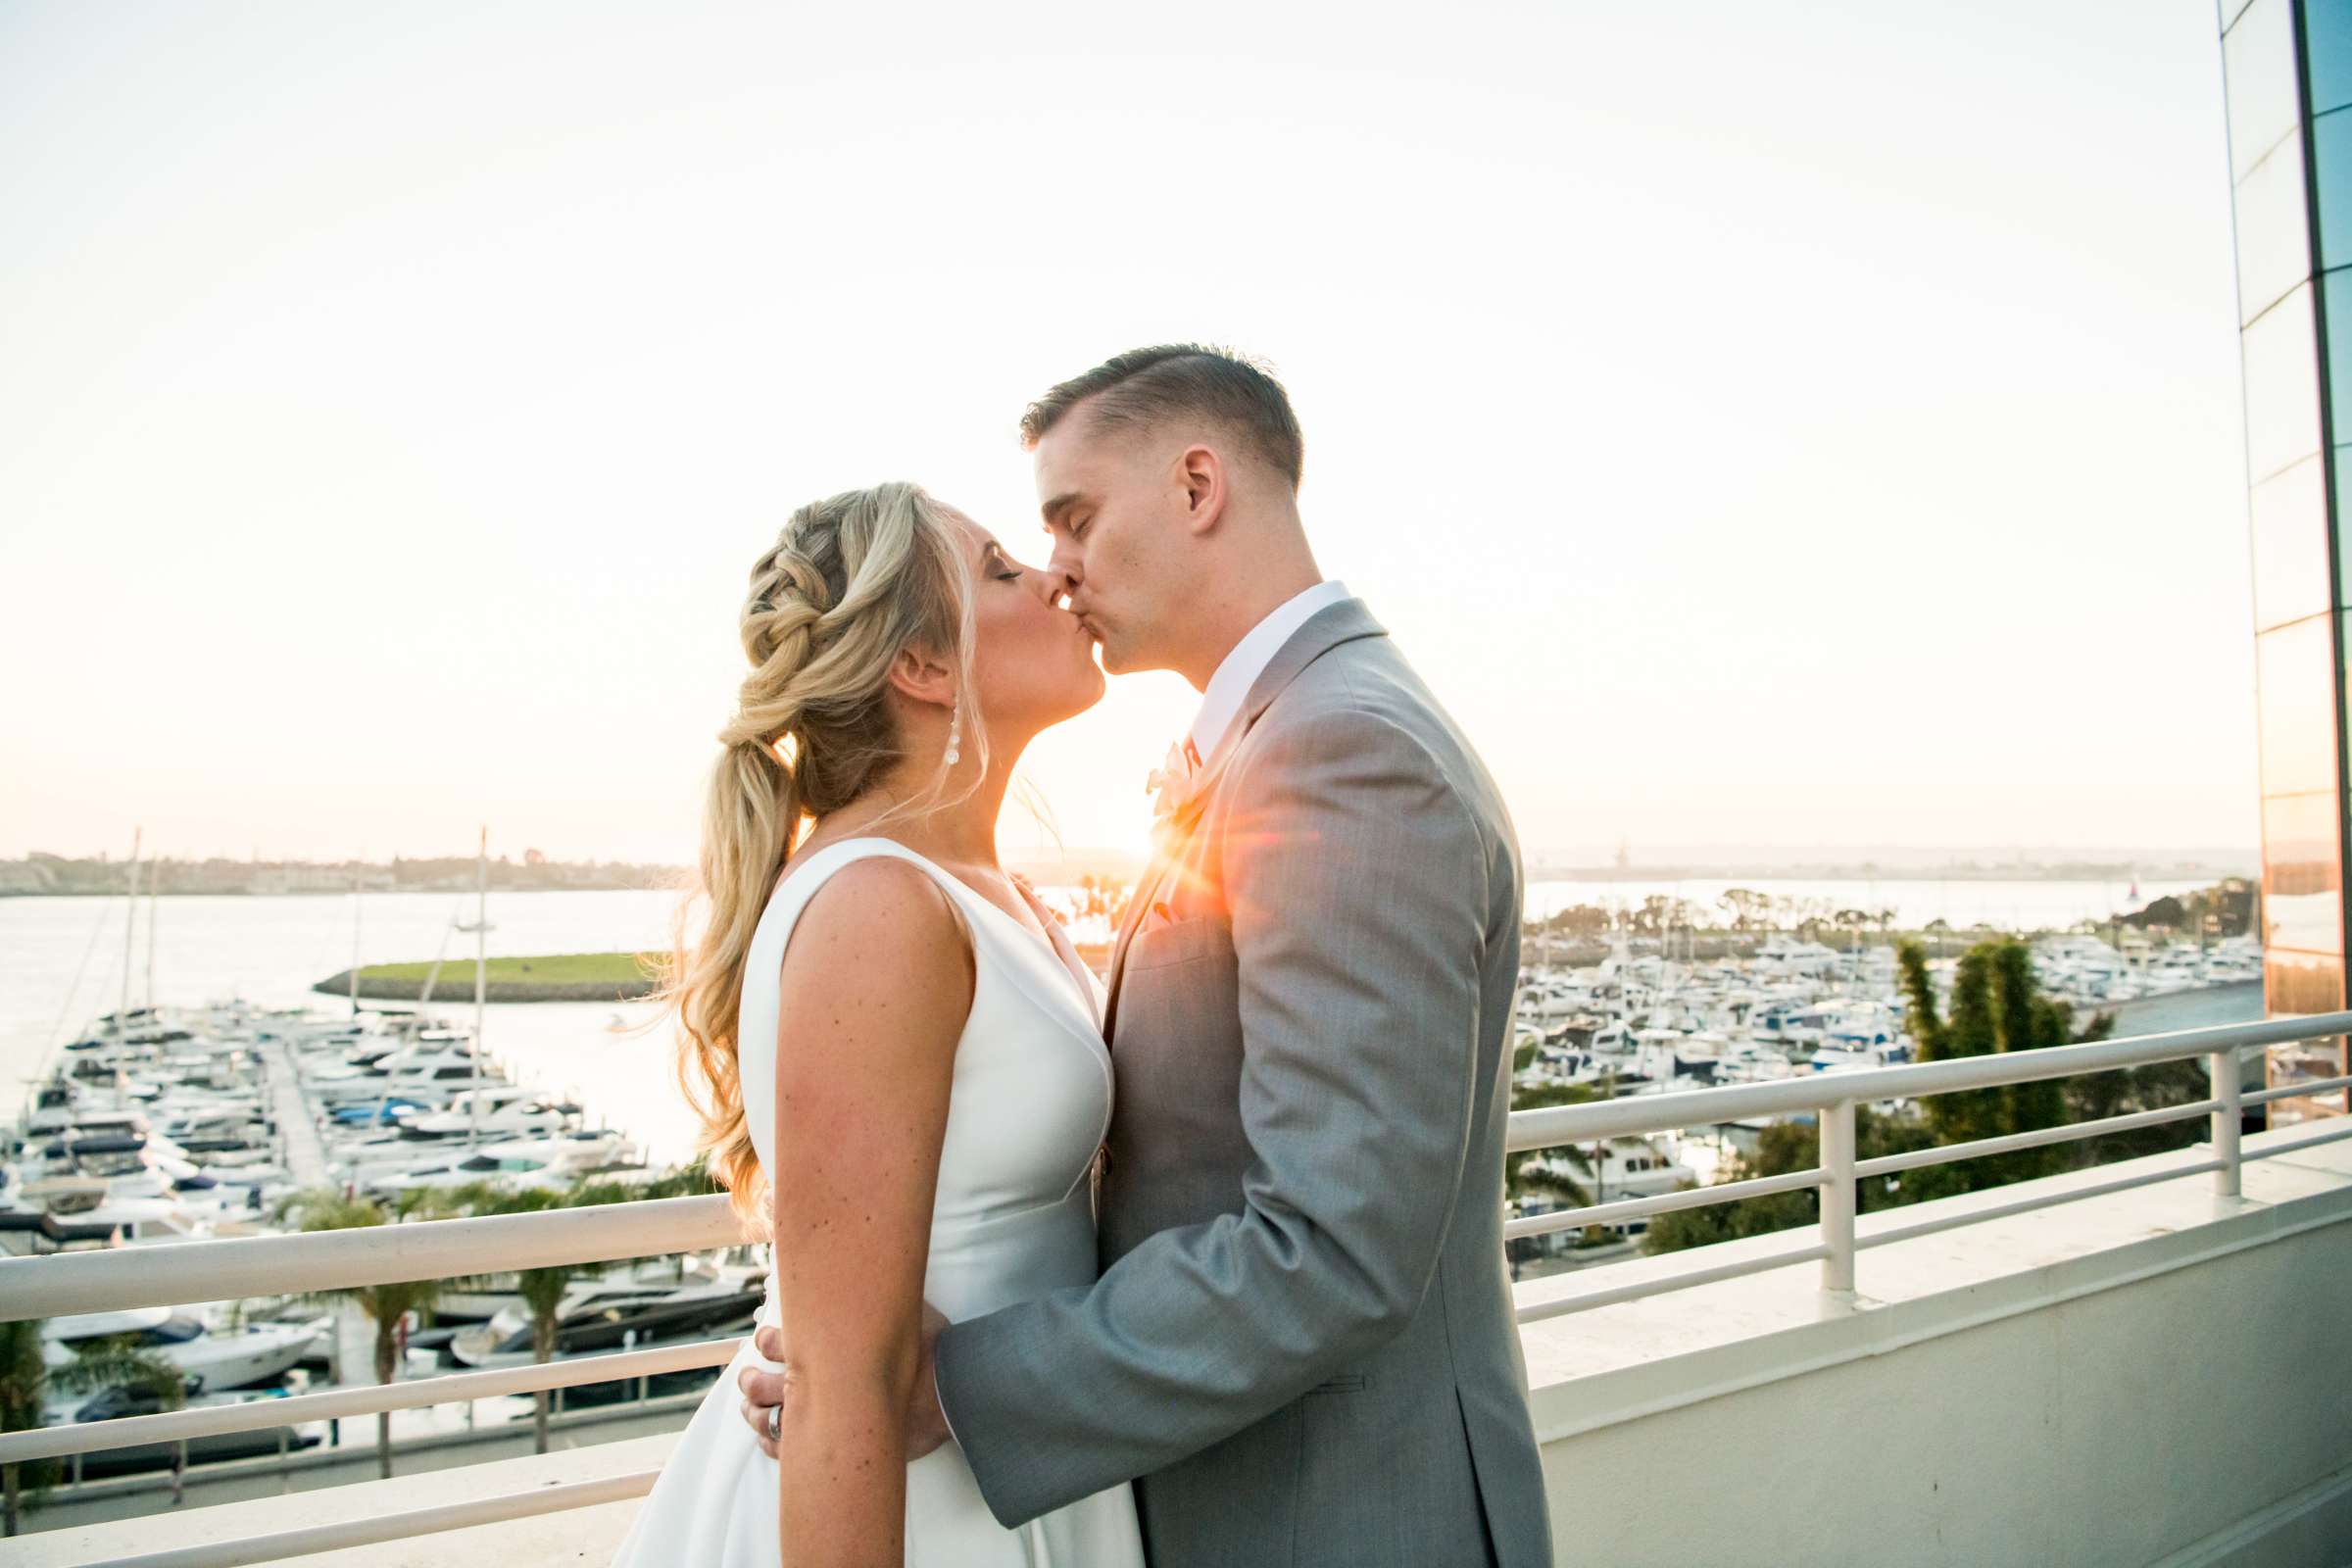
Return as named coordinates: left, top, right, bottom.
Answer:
left=663, top=481, right=979, bottom=1234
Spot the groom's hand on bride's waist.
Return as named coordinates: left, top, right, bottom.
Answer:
left=737, top=1302, right=953, bottom=1462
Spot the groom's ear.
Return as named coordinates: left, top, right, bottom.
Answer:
left=1175, top=443, right=1227, bottom=537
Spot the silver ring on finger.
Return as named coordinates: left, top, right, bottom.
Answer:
left=766, top=1403, right=781, bottom=1442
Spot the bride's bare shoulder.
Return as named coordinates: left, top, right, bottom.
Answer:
left=776, top=852, right=973, bottom=1001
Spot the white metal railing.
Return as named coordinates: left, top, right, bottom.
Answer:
left=0, top=1194, right=744, bottom=1322
left=1, top=1010, right=2347, bottom=1564
left=0, top=1196, right=749, bottom=1566
left=0, top=1336, right=742, bottom=1467
left=0, top=1197, right=746, bottom=1522
left=1505, top=1008, right=2352, bottom=1322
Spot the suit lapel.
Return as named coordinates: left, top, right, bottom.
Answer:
left=1102, top=598, right=1390, bottom=1046
left=1103, top=858, right=1163, bottom=1007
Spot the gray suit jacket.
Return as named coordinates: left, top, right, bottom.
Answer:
left=934, top=599, right=1550, bottom=1568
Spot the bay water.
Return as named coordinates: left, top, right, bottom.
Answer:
left=1, top=876, right=2211, bottom=1165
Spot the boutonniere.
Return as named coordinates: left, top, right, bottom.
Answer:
left=1146, top=738, right=1204, bottom=836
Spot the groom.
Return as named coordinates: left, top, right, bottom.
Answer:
left=741, top=345, right=1551, bottom=1566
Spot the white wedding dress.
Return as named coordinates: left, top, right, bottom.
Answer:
left=612, top=838, right=1146, bottom=1568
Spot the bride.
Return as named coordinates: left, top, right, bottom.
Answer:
left=612, top=481, right=1144, bottom=1566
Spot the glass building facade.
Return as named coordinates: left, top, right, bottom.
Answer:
left=2222, top=0, right=2352, bottom=1122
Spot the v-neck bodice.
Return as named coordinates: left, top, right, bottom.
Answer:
left=614, top=835, right=1142, bottom=1565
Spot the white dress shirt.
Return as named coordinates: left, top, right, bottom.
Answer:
left=1187, top=579, right=1350, bottom=767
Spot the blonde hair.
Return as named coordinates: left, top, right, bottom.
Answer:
left=662, top=481, right=981, bottom=1234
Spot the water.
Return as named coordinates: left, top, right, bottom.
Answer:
left=2, top=877, right=2211, bottom=1163
left=0, top=890, right=699, bottom=1162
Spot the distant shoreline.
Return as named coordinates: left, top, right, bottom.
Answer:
left=1519, top=866, right=2254, bottom=885
left=5, top=865, right=2258, bottom=899
left=9, top=885, right=662, bottom=899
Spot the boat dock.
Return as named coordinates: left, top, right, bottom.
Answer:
left=261, top=1038, right=374, bottom=1388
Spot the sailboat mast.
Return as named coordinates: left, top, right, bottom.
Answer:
left=118, top=826, right=141, bottom=1096
left=144, top=858, right=161, bottom=1010
left=349, top=874, right=363, bottom=1018
left=472, top=825, right=488, bottom=1150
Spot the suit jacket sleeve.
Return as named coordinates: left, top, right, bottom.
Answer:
left=931, top=702, right=1494, bottom=1526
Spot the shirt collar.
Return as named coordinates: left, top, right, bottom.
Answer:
left=1187, top=580, right=1350, bottom=764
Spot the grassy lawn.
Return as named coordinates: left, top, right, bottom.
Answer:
left=358, top=953, right=660, bottom=986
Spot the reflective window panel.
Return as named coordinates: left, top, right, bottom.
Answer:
left=2343, top=496, right=2352, bottom=608
left=2251, top=453, right=2332, bottom=631
left=2324, top=270, right=2352, bottom=438
left=2317, top=113, right=2352, bottom=271
left=2269, top=945, right=2346, bottom=1011
left=2311, top=0, right=2352, bottom=118
left=2244, top=281, right=2326, bottom=482
left=2262, top=790, right=2346, bottom=954
left=2265, top=951, right=2348, bottom=1124
left=2238, top=128, right=2313, bottom=324
left=2255, top=613, right=2342, bottom=796
left=2228, top=0, right=2303, bottom=183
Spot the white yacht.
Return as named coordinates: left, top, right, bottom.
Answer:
left=358, top=1130, right=636, bottom=1195
left=44, top=1385, right=327, bottom=1474
left=448, top=1266, right=764, bottom=1369
left=1511, top=1137, right=1697, bottom=1238
left=394, top=1089, right=576, bottom=1143
left=42, top=1307, right=328, bottom=1393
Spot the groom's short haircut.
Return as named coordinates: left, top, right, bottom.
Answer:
left=1020, top=344, right=1304, bottom=492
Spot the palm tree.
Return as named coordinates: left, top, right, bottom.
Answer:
left=51, top=1338, right=188, bottom=1504
left=388, top=1163, right=720, bottom=1456
left=1505, top=1091, right=1599, bottom=1212
left=1504, top=1081, right=1600, bottom=1278
left=635, top=1162, right=724, bottom=1201
left=2, top=1325, right=187, bottom=1532
left=1505, top=1147, right=1592, bottom=1210
left=336, top=1161, right=714, bottom=1466
left=446, top=1188, right=568, bottom=1453
left=278, top=1189, right=443, bottom=1479
left=1, top=1319, right=48, bottom=1537
left=443, top=1181, right=635, bottom=1454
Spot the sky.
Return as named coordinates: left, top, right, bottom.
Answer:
left=0, top=0, right=2267, bottom=870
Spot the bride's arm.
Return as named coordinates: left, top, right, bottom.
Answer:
left=767, top=859, right=972, bottom=1566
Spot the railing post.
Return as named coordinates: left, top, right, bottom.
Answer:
left=2212, top=1047, right=2242, bottom=1200
left=1820, top=1097, right=1857, bottom=1297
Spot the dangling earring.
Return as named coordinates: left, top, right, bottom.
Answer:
left=944, top=699, right=962, bottom=767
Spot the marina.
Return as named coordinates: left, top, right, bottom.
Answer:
left=1501, top=927, right=2266, bottom=1266
left=1, top=980, right=763, bottom=1533
left=0, top=870, right=2270, bottom=1533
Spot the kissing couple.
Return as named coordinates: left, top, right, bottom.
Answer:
left=612, top=345, right=1551, bottom=1567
